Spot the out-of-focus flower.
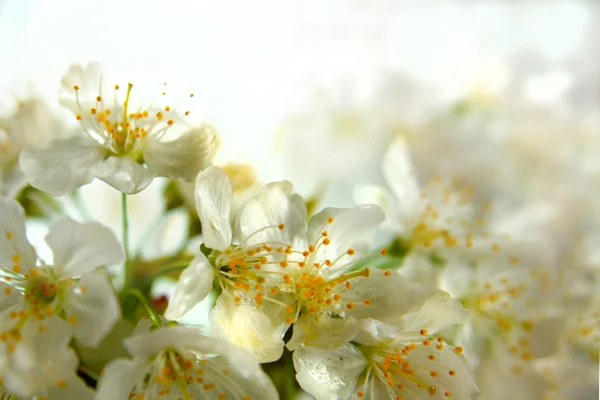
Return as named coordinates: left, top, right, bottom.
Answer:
left=293, top=293, right=476, bottom=400
left=355, top=137, right=478, bottom=274
left=0, top=98, right=68, bottom=198
left=96, top=321, right=278, bottom=400
left=19, top=62, right=218, bottom=195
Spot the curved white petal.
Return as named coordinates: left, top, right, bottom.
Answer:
left=353, top=184, right=405, bottom=233
left=2, top=317, right=78, bottom=397
left=0, top=198, right=37, bottom=272
left=164, top=253, right=215, bottom=320
left=93, top=156, right=155, bottom=194
left=59, top=62, right=104, bottom=113
left=307, top=205, right=384, bottom=275
left=45, top=218, right=124, bottom=277
left=238, top=180, right=307, bottom=246
left=1, top=165, right=28, bottom=198
left=195, top=166, right=232, bottom=251
left=343, top=268, right=430, bottom=326
left=293, top=344, right=367, bottom=400
left=3, top=98, right=68, bottom=150
left=188, top=354, right=279, bottom=400
left=124, top=325, right=221, bottom=357
left=65, top=270, right=120, bottom=347
left=287, top=313, right=359, bottom=351
left=95, top=358, right=147, bottom=400
left=382, top=136, right=421, bottom=217
left=402, top=291, right=469, bottom=335
left=44, top=375, right=95, bottom=400
left=210, top=292, right=285, bottom=362
left=19, top=136, right=104, bottom=196
left=144, top=125, right=219, bottom=181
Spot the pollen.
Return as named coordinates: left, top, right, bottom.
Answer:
left=347, top=248, right=355, bottom=255
left=381, top=248, right=388, bottom=255
left=420, top=329, right=427, bottom=336
left=327, top=217, right=334, bottom=224
left=68, top=315, right=78, bottom=324
left=5, top=232, right=13, bottom=240
left=167, top=119, right=174, bottom=126
left=56, top=380, right=68, bottom=389
left=323, top=238, right=331, bottom=245
left=73, top=85, right=79, bottom=91
left=278, top=223, right=285, bottom=230
left=384, top=270, right=391, bottom=277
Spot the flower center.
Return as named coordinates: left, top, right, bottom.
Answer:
left=72, top=83, right=192, bottom=156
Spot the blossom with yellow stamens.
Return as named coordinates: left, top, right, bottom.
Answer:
left=0, top=197, right=122, bottom=397
left=19, top=62, right=218, bottom=195
left=96, top=321, right=278, bottom=400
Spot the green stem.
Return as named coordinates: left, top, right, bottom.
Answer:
left=126, top=288, right=162, bottom=326
left=154, top=261, right=191, bottom=279
left=285, top=352, right=296, bottom=400
left=121, top=192, right=131, bottom=289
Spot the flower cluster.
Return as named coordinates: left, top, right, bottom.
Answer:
left=0, top=61, right=596, bottom=400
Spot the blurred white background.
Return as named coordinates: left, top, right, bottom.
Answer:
left=0, top=0, right=598, bottom=183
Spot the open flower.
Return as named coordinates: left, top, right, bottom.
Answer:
left=19, top=62, right=218, bottom=195
left=293, top=293, right=477, bottom=400
left=96, top=322, right=278, bottom=400
left=165, top=166, right=306, bottom=361
left=0, top=197, right=123, bottom=396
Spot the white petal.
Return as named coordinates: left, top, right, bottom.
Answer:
left=343, top=268, right=430, bottom=326
left=144, top=125, right=219, bottom=181
left=307, top=205, right=384, bottom=274
left=195, top=166, right=232, bottom=251
left=1, top=166, right=28, bottom=198
left=210, top=292, right=285, bottom=362
left=96, top=358, right=147, bottom=400
left=65, top=270, right=120, bottom=347
left=382, top=136, right=421, bottom=217
left=353, top=184, right=404, bottom=232
left=391, top=343, right=477, bottom=400
left=287, top=313, right=359, bottom=351
left=59, top=62, right=104, bottom=113
left=293, top=344, right=367, bottom=400
left=238, top=180, right=307, bottom=246
left=3, top=98, right=68, bottom=150
left=164, top=253, right=215, bottom=320
left=93, top=156, right=155, bottom=194
left=45, top=218, right=124, bottom=277
left=188, top=354, right=279, bottom=400
left=19, top=136, right=104, bottom=196
left=3, top=317, right=79, bottom=397
left=402, top=291, right=469, bottom=335
left=45, top=375, right=95, bottom=400
left=0, top=198, right=37, bottom=272
left=124, top=325, right=215, bottom=356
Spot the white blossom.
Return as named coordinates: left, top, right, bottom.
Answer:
left=96, top=322, right=278, bottom=400
left=293, top=293, right=477, bottom=400
left=19, top=62, right=218, bottom=195
left=0, top=198, right=123, bottom=396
